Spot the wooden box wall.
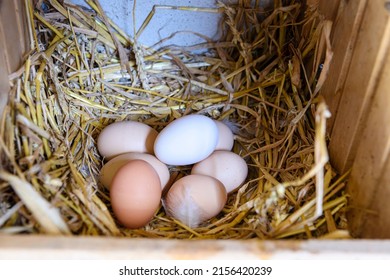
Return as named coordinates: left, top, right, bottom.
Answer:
left=0, top=0, right=389, bottom=258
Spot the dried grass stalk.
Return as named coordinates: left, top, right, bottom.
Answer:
left=0, top=0, right=349, bottom=239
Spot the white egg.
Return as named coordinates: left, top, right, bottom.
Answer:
left=154, top=115, right=219, bottom=165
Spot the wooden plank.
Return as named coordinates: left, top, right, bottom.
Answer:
left=327, top=0, right=390, bottom=173
left=0, top=235, right=390, bottom=259
left=14, top=0, right=29, bottom=57
left=0, top=0, right=28, bottom=114
left=318, top=0, right=341, bottom=22
left=0, top=0, right=24, bottom=73
left=361, top=157, right=390, bottom=238
left=0, top=9, right=10, bottom=115
left=347, top=38, right=390, bottom=238
left=320, top=0, right=366, bottom=135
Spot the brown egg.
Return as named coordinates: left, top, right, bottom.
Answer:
left=110, top=160, right=162, bottom=229
left=214, top=120, right=234, bottom=151
left=163, top=174, right=227, bottom=228
left=191, top=150, right=248, bottom=193
left=97, top=121, right=158, bottom=160
left=99, top=152, right=170, bottom=191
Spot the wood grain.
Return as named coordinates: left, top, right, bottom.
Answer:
left=0, top=4, right=10, bottom=114
left=361, top=157, right=390, bottom=238
left=347, top=36, right=390, bottom=238
left=0, top=0, right=28, bottom=114
left=0, top=235, right=390, bottom=259
left=14, top=0, right=30, bottom=57
left=327, top=0, right=390, bottom=173
left=318, top=0, right=341, bottom=21
left=0, top=0, right=24, bottom=74
left=320, top=0, right=367, bottom=136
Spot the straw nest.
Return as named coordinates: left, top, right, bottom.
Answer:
left=0, top=0, right=349, bottom=239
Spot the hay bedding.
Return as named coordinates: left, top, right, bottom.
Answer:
left=0, top=0, right=349, bottom=239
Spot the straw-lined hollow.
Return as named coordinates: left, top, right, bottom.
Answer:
left=0, top=0, right=349, bottom=239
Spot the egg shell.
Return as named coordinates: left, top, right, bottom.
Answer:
left=191, top=151, right=248, bottom=193
left=163, top=174, right=227, bottom=228
left=154, top=115, right=219, bottom=165
left=99, top=152, right=170, bottom=190
left=214, top=120, right=234, bottom=151
left=97, top=121, right=158, bottom=160
left=110, top=160, right=162, bottom=229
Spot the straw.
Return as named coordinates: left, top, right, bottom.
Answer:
left=0, top=0, right=349, bottom=239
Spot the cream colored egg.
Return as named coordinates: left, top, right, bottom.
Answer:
left=110, top=160, right=162, bottom=229
left=100, top=152, right=170, bottom=190
left=97, top=121, right=158, bottom=160
left=214, top=120, right=234, bottom=151
left=191, top=151, right=248, bottom=193
left=163, top=174, right=227, bottom=228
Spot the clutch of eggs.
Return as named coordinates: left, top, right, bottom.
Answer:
left=97, top=116, right=248, bottom=229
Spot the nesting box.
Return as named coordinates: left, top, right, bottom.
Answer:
left=0, top=0, right=390, bottom=258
